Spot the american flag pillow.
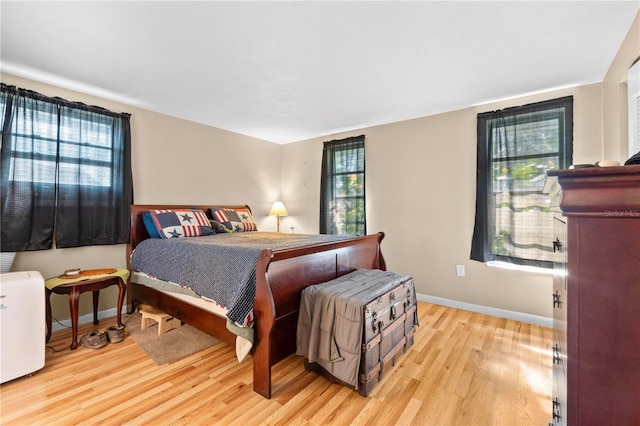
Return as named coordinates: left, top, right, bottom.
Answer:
left=149, top=209, right=215, bottom=239
left=210, top=207, right=258, bottom=232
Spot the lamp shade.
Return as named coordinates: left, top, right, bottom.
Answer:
left=269, top=201, right=288, bottom=217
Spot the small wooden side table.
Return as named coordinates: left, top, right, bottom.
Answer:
left=45, top=275, right=127, bottom=349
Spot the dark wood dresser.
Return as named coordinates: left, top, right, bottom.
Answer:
left=546, top=165, right=640, bottom=425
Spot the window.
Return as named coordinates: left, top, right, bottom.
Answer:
left=471, top=96, right=573, bottom=268
left=320, top=135, right=366, bottom=235
left=10, top=108, right=114, bottom=187
left=629, top=59, right=640, bottom=158
left=1, top=84, right=132, bottom=251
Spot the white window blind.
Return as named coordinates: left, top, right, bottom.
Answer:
left=629, top=60, right=640, bottom=156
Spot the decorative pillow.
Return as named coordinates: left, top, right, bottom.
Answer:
left=209, top=219, right=232, bottom=233
left=142, top=212, right=161, bottom=238
left=210, top=207, right=258, bottom=232
left=148, top=209, right=214, bottom=239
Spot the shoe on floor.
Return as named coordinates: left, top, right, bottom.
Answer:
left=106, top=325, right=125, bottom=343
left=80, top=330, right=107, bottom=349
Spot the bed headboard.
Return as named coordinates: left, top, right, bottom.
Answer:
left=127, top=204, right=251, bottom=259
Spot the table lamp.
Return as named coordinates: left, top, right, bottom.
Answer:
left=269, top=201, right=288, bottom=232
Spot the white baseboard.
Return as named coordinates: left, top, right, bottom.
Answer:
left=51, top=306, right=128, bottom=333
left=53, top=295, right=552, bottom=333
left=417, top=293, right=553, bottom=328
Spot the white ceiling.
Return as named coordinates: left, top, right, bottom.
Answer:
left=1, top=1, right=638, bottom=144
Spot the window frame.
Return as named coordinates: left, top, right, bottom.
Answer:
left=8, top=110, right=115, bottom=189
left=471, top=96, right=573, bottom=269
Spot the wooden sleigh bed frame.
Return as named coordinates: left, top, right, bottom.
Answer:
left=126, top=204, right=386, bottom=398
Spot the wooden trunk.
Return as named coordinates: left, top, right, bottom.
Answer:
left=359, top=277, right=418, bottom=396
left=304, top=275, right=418, bottom=396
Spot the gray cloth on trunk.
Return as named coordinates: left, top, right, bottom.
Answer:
left=297, top=269, right=411, bottom=390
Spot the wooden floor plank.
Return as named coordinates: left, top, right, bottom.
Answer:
left=0, top=302, right=552, bottom=425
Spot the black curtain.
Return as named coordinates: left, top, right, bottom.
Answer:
left=1, top=86, right=58, bottom=250
left=1, top=84, right=132, bottom=251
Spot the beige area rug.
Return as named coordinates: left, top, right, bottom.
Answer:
left=124, top=312, right=221, bottom=365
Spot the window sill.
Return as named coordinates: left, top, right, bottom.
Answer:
left=487, top=261, right=554, bottom=276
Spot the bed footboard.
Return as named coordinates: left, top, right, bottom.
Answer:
left=252, top=232, right=386, bottom=398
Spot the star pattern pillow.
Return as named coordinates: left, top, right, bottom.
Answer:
left=210, top=207, right=258, bottom=232
left=148, top=209, right=215, bottom=239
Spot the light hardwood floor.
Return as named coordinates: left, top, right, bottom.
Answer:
left=0, top=302, right=552, bottom=425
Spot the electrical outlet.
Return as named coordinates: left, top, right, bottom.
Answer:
left=456, top=264, right=465, bottom=277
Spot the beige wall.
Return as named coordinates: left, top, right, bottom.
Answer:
left=2, top=73, right=282, bottom=321
left=281, top=12, right=639, bottom=319
left=282, top=84, right=603, bottom=319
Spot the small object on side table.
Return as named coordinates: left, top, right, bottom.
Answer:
left=63, top=268, right=81, bottom=277
left=45, top=269, right=128, bottom=350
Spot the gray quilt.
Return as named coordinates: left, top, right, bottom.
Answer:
left=130, top=232, right=350, bottom=326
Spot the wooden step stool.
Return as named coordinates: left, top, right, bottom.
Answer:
left=139, top=304, right=181, bottom=335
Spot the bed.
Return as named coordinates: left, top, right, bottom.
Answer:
left=126, top=204, right=386, bottom=398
